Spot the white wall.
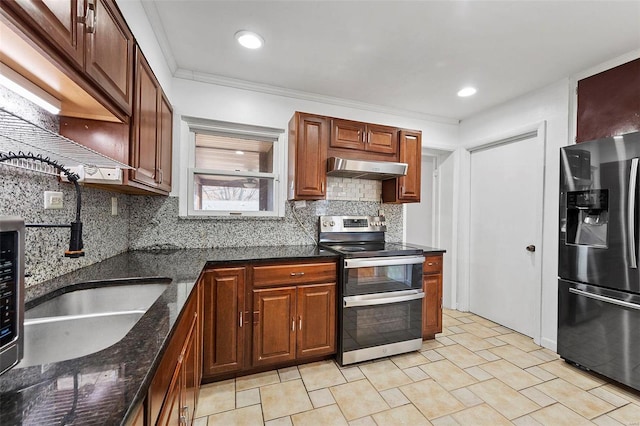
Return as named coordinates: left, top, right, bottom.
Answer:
left=405, top=155, right=436, bottom=245
left=457, top=80, right=571, bottom=350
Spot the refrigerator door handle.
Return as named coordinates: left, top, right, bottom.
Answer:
left=570, top=287, right=640, bottom=311
left=628, top=158, right=639, bottom=269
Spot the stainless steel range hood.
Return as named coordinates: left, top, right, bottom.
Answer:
left=326, top=157, right=407, bottom=180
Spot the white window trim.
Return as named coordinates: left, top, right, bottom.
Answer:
left=179, top=116, right=286, bottom=218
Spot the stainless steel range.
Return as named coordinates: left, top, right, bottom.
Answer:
left=319, top=215, right=424, bottom=365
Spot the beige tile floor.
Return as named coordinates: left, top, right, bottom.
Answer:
left=193, top=309, right=640, bottom=425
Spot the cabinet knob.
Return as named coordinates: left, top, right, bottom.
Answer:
left=290, top=272, right=305, bottom=277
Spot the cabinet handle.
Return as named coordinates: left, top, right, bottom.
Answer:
left=292, top=318, right=295, bottom=332
left=290, top=272, right=305, bottom=277
left=239, top=311, right=243, bottom=328
left=298, top=315, right=302, bottom=331
left=321, top=181, right=325, bottom=193
left=158, top=169, right=164, bottom=183
left=84, top=0, right=96, bottom=34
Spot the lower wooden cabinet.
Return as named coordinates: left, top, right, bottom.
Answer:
left=202, top=267, right=246, bottom=378
left=202, top=260, right=337, bottom=380
left=252, top=283, right=336, bottom=368
left=422, top=254, right=443, bottom=339
left=148, top=283, right=202, bottom=426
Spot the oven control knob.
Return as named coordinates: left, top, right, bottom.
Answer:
left=330, top=221, right=335, bottom=226
left=381, top=221, right=386, bottom=226
left=322, top=221, right=328, bottom=227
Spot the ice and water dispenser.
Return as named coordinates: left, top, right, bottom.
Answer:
left=565, top=189, right=609, bottom=247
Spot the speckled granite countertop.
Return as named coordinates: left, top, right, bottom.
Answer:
left=0, top=246, right=336, bottom=425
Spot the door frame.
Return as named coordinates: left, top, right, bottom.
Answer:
left=458, top=121, right=547, bottom=344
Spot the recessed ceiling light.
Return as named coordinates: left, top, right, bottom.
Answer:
left=235, top=30, right=264, bottom=49
left=457, top=87, right=477, bottom=97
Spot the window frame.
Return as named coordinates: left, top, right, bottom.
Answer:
left=180, top=116, right=286, bottom=218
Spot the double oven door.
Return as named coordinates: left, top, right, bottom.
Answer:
left=339, top=255, right=424, bottom=365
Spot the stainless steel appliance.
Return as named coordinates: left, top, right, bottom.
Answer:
left=558, top=130, right=640, bottom=390
left=319, top=215, right=424, bottom=365
left=0, top=216, right=24, bottom=375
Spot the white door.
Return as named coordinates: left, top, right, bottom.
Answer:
left=469, top=133, right=544, bottom=338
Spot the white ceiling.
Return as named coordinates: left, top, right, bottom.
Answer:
left=141, top=1, right=640, bottom=121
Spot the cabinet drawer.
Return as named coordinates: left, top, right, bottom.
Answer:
left=253, top=262, right=336, bottom=287
left=423, top=255, right=443, bottom=274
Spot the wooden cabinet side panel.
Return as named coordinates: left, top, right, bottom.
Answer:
left=85, top=0, right=133, bottom=114
left=202, top=267, right=245, bottom=376
left=253, top=287, right=296, bottom=367
left=577, top=58, right=640, bottom=143
left=182, top=313, right=199, bottom=426
left=296, top=283, right=336, bottom=358
left=422, top=254, right=443, bottom=339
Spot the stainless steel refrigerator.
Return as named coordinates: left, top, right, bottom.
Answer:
left=558, top=130, right=640, bottom=390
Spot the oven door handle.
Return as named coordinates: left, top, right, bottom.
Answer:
left=344, top=290, right=425, bottom=307
left=344, top=255, right=425, bottom=269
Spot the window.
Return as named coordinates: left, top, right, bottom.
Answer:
left=181, top=117, right=285, bottom=217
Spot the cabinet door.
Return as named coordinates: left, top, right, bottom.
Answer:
left=130, top=47, right=159, bottom=188
left=297, top=283, right=336, bottom=358
left=1, top=0, right=85, bottom=67
left=156, top=357, right=183, bottom=426
left=157, top=90, right=173, bottom=192
left=289, top=113, right=328, bottom=199
left=84, top=0, right=133, bottom=115
left=331, top=119, right=366, bottom=150
left=253, top=287, right=296, bottom=367
left=576, top=58, right=640, bottom=143
left=422, top=273, right=442, bottom=339
left=202, top=267, right=246, bottom=377
left=182, top=313, right=198, bottom=426
left=382, top=130, right=421, bottom=203
left=366, top=124, right=398, bottom=155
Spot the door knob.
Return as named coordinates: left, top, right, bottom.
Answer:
left=526, top=245, right=536, bottom=252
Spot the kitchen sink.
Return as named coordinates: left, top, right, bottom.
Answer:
left=18, top=281, right=170, bottom=368
left=17, top=311, right=146, bottom=368
left=25, top=282, right=169, bottom=319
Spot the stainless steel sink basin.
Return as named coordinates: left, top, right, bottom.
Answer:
left=18, top=281, right=170, bottom=368
left=17, top=311, right=145, bottom=368
left=25, top=283, right=169, bottom=319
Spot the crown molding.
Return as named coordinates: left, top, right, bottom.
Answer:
left=140, top=0, right=178, bottom=74
left=173, top=68, right=460, bottom=125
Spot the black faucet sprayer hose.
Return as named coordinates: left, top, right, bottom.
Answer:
left=0, top=151, right=84, bottom=258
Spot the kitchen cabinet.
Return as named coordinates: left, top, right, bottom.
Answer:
left=202, top=267, right=246, bottom=378
left=0, top=0, right=134, bottom=117
left=148, top=282, right=202, bottom=426
left=382, top=130, right=422, bottom=203
left=331, top=118, right=398, bottom=156
left=422, top=254, right=443, bottom=339
left=59, top=47, right=173, bottom=195
left=130, top=45, right=173, bottom=192
left=253, top=283, right=336, bottom=368
left=288, top=112, right=329, bottom=200
left=576, top=58, right=640, bottom=143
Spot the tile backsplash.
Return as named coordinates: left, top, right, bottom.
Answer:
left=1, top=88, right=403, bottom=289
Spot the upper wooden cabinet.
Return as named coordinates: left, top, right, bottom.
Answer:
left=130, top=46, right=172, bottom=192
left=576, top=58, right=640, bottom=143
left=288, top=112, right=329, bottom=200
left=382, top=130, right=422, bottom=203
left=0, top=0, right=134, bottom=117
left=331, top=119, right=398, bottom=156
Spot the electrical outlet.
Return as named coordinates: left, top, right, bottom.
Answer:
left=111, top=197, right=118, bottom=216
left=294, top=200, right=307, bottom=209
left=44, top=191, right=63, bottom=209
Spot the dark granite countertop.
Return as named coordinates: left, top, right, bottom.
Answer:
left=404, top=243, right=447, bottom=255
left=0, top=245, right=336, bottom=425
